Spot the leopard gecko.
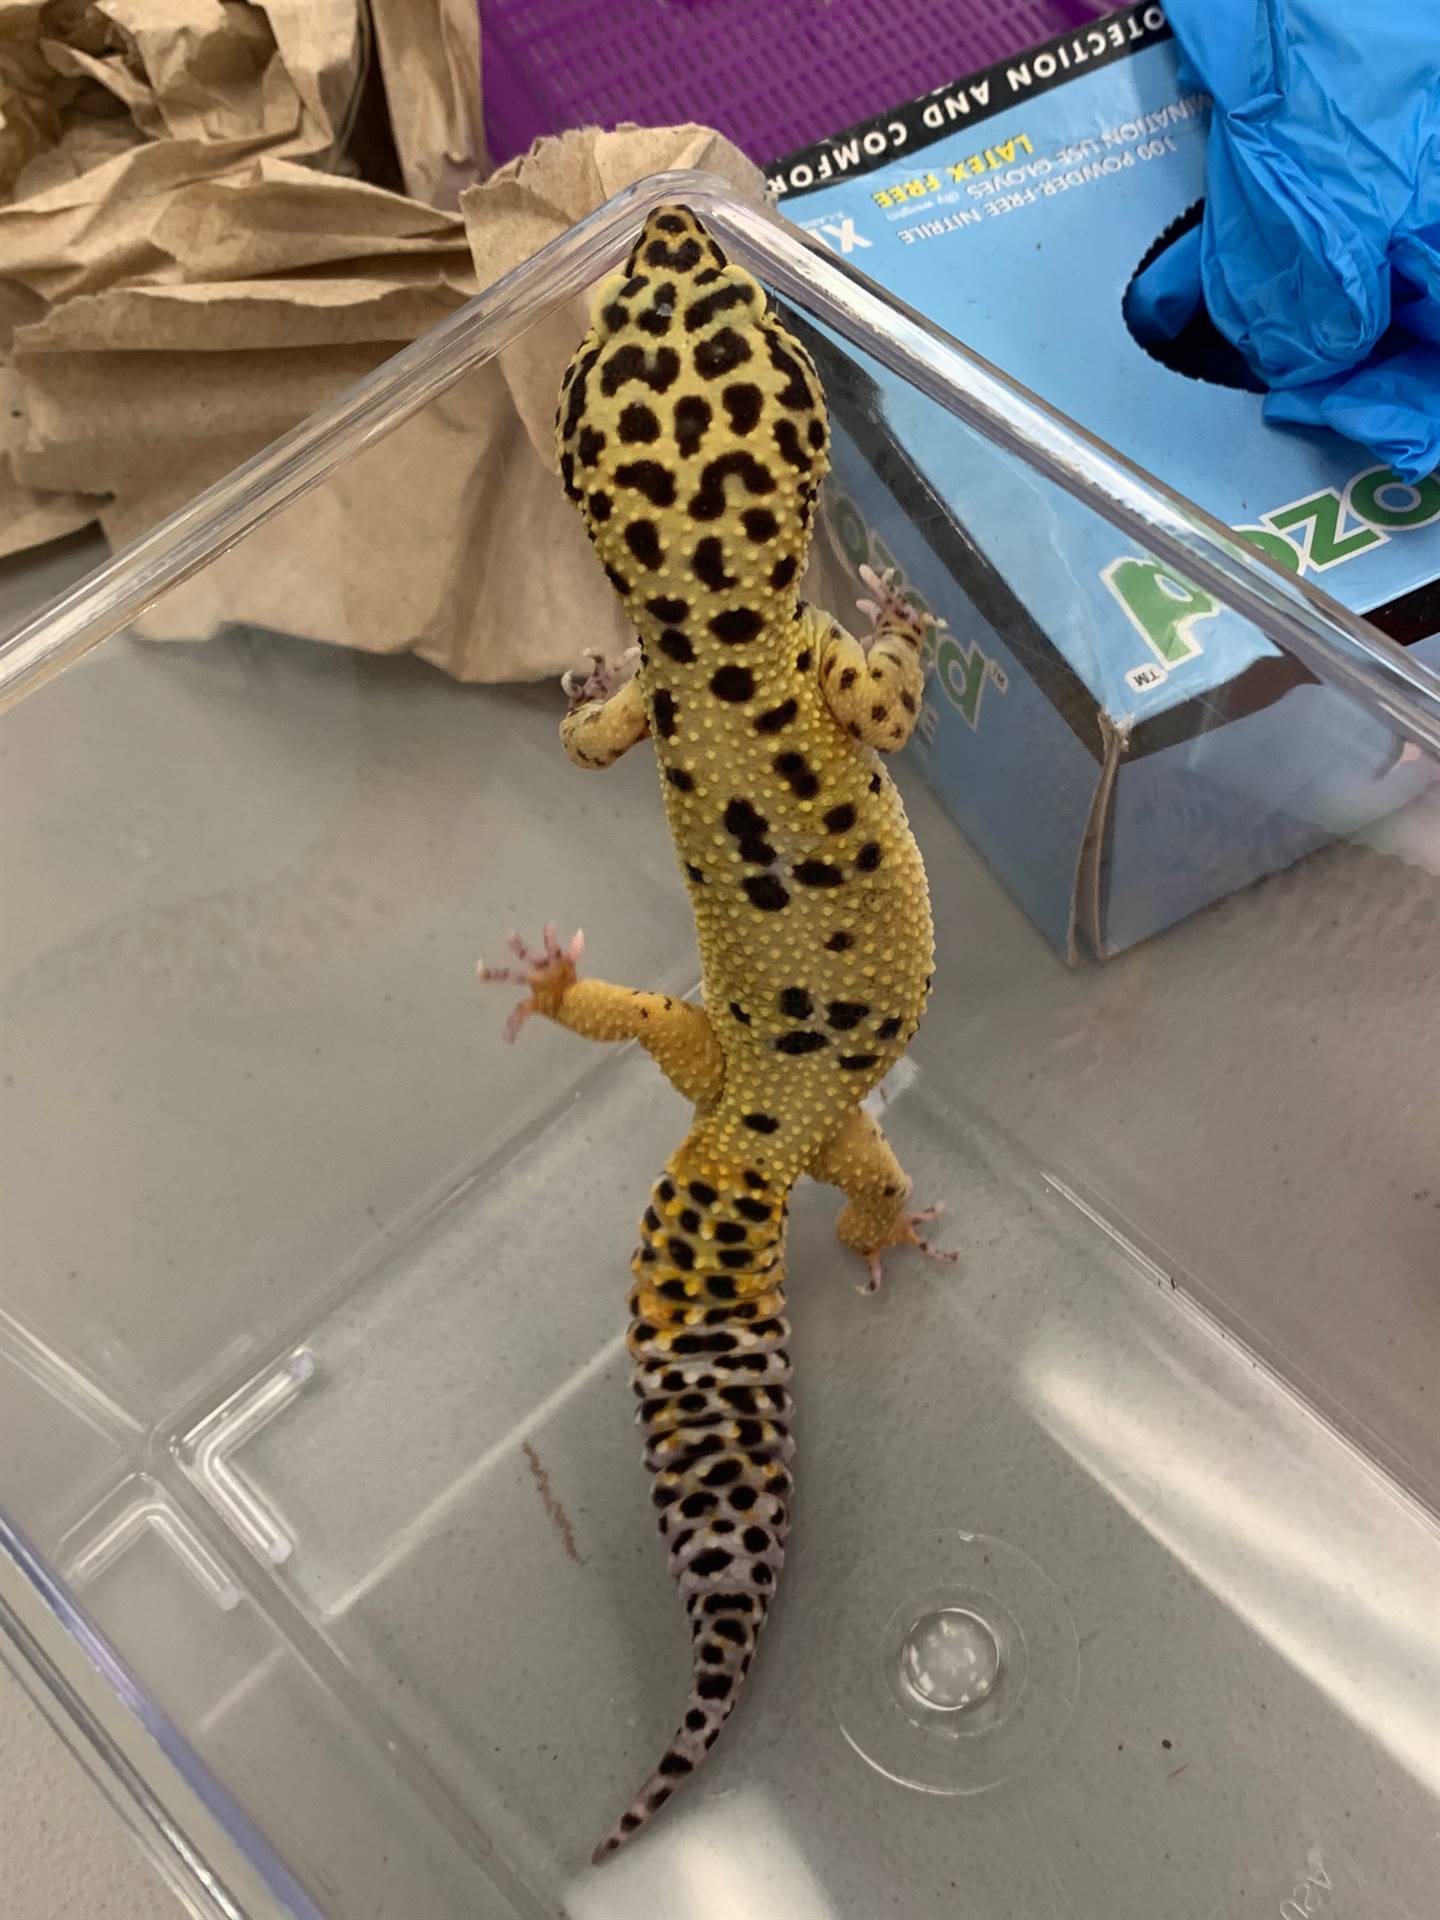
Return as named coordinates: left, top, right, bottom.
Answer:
left=481, top=203, right=949, bottom=1864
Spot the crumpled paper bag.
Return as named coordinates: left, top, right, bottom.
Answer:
left=0, top=0, right=369, bottom=555
left=2, top=0, right=767, bottom=682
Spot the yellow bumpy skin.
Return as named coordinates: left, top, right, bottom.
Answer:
left=492, top=205, right=942, bottom=1864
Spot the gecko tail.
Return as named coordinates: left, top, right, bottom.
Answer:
left=592, top=1161, right=795, bottom=1864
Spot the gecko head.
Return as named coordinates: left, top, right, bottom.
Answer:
left=556, top=203, right=832, bottom=611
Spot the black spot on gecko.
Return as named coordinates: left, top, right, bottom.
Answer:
left=869, top=772, right=883, bottom=793
left=710, top=663, right=754, bottom=701
left=839, top=1053, right=880, bottom=1070
left=823, top=803, right=856, bottom=832
left=678, top=1209, right=702, bottom=1233
left=825, top=930, right=854, bottom=951
left=774, top=750, right=820, bottom=798
left=772, top=418, right=812, bottom=472
left=718, top=1248, right=753, bottom=1268
left=624, top=521, right=662, bottom=568
left=743, top=874, right=789, bottom=912
left=794, top=859, right=842, bottom=887
left=587, top=490, right=612, bottom=521
left=667, top=1237, right=695, bottom=1269
left=743, top=1168, right=769, bottom=1186
left=560, top=342, right=600, bottom=438
left=838, top=666, right=857, bottom=690
left=856, top=841, right=883, bottom=871
left=753, top=698, right=797, bottom=733
left=770, top=555, right=798, bottom=590
left=714, top=1221, right=746, bottom=1243
left=577, top=426, right=606, bottom=465
left=673, top=394, right=712, bottom=456
left=743, top=1112, right=780, bottom=1133
left=604, top=564, right=631, bottom=595
left=647, top=595, right=688, bottom=622
left=878, top=1015, right=903, bottom=1039
left=692, top=538, right=737, bottom=592
left=645, top=237, right=703, bottom=272
left=826, top=1000, right=870, bottom=1030
left=636, top=286, right=676, bottom=337
left=778, top=986, right=812, bottom=1018
left=686, top=283, right=754, bottom=331
left=652, top=688, right=678, bottom=738
left=762, top=328, right=815, bottom=409
left=711, top=608, right=764, bottom=644
left=666, top=766, right=694, bottom=791
left=774, top=1030, right=827, bottom=1054
left=736, top=1197, right=772, bottom=1223
left=620, top=273, right=650, bottom=297
left=654, top=213, right=687, bottom=234
left=742, top=507, right=779, bottom=542
left=617, top=404, right=659, bottom=444
left=694, top=327, right=752, bottom=379
left=600, top=343, right=681, bottom=397
left=615, top=460, right=677, bottom=508
left=659, top=629, right=694, bottom=662
left=684, top=862, right=705, bottom=884
left=722, top=382, right=764, bottom=434
left=728, top=1001, right=751, bottom=1025
left=688, top=1180, right=718, bottom=1206
left=688, top=451, right=774, bottom=520
left=723, top=797, right=774, bottom=864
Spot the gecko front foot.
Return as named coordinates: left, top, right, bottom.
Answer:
left=859, top=1203, right=960, bottom=1296
left=561, top=646, right=640, bottom=712
left=856, top=564, right=942, bottom=656
left=477, top=922, right=584, bottom=1041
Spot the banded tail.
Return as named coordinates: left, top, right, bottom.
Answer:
left=592, top=1154, right=795, bottom=1863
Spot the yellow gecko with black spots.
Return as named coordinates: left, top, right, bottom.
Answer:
left=480, top=204, right=949, bottom=1864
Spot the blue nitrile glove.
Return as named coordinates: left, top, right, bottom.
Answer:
left=1128, top=0, right=1440, bottom=481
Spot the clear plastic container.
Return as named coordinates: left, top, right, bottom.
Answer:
left=2, top=172, right=1438, bottom=1920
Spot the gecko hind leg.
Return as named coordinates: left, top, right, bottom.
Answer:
left=810, top=1106, right=958, bottom=1295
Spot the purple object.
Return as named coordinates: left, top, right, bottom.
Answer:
left=479, top=0, right=1118, bottom=170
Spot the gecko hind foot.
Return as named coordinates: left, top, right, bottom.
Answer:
left=860, top=1204, right=960, bottom=1295
left=856, top=563, right=943, bottom=656
left=477, top=922, right=584, bottom=1041
left=561, top=646, right=640, bottom=711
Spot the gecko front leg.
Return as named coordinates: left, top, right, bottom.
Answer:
left=818, top=566, right=934, bottom=752
left=560, top=647, right=647, bottom=769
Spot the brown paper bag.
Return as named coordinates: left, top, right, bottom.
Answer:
left=2, top=0, right=770, bottom=685
left=367, top=0, right=486, bottom=209
left=0, top=0, right=366, bottom=554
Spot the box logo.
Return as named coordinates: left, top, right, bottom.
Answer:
left=1102, top=465, right=1440, bottom=681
